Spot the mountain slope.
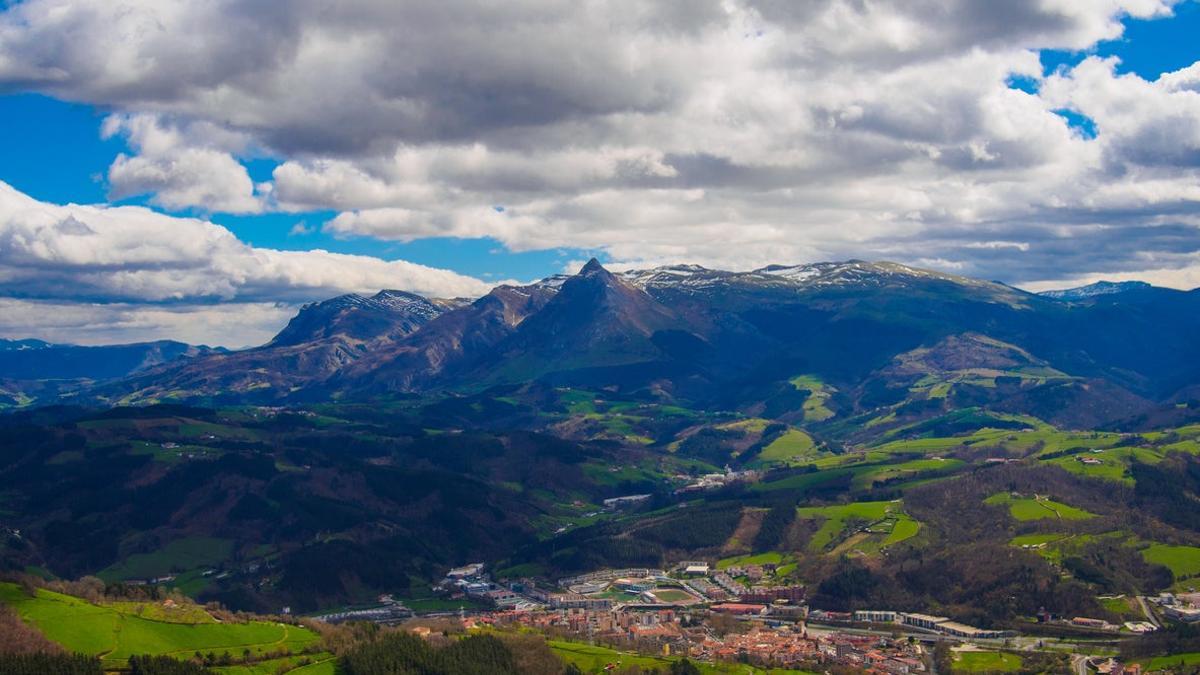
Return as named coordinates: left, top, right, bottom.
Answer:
left=1040, top=280, right=1153, bottom=301
left=269, top=290, right=460, bottom=347
left=97, top=290, right=464, bottom=404
left=471, top=258, right=691, bottom=385
left=341, top=278, right=564, bottom=393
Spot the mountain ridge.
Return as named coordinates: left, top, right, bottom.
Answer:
left=5, top=259, right=1199, bottom=430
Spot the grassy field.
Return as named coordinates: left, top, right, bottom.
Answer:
left=0, top=582, right=319, bottom=669
left=754, top=465, right=869, bottom=492
left=884, top=514, right=921, bottom=545
left=872, top=423, right=1132, bottom=464
left=794, top=501, right=919, bottom=553
left=789, top=375, right=835, bottom=422
left=717, top=552, right=785, bottom=569
left=1043, top=446, right=1164, bottom=483
left=1010, top=533, right=1068, bottom=547
left=548, top=640, right=816, bottom=674
left=952, top=650, right=1022, bottom=672
left=853, top=457, right=962, bottom=489
left=1142, top=544, right=1200, bottom=579
left=1144, top=652, right=1200, bottom=671
left=755, top=429, right=818, bottom=465
left=716, top=417, right=771, bottom=434
left=214, top=653, right=337, bottom=675
left=97, top=536, right=233, bottom=583
left=1098, top=596, right=1139, bottom=619
left=984, top=493, right=1094, bottom=521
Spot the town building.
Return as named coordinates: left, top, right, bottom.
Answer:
left=898, top=612, right=949, bottom=631
left=854, top=610, right=897, bottom=623
left=710, top=603, right=768, bottom=616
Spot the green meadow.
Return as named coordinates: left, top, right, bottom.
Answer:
left=788, top=375, right=836, bottom=422
left=98, top=536, right=233, bottom=583
left=0, top=582, right=319, bottom=669
left=754, top=428, right=818, bottom=465
left=717, top=551, right=786, bottom=569
left=984, top=493, right=1094, bottom=521
left=1142, top=544, right=1200, bottom=579
left=795, top=501, right=918, bottom=553
left=214, top=654, right=337, bottom=675
left=952, top=650, right=1022, bottom=672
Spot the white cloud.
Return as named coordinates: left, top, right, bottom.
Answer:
left=0, top=0, right=1196, bottom=315
left=0, top=178, right=495, bottom=307
left=101, top=114, right=265, bottom=213
left=0, top=298, right=297, bottom=348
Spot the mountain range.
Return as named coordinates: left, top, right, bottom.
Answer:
left=4, top=259, right=1200, bottom=429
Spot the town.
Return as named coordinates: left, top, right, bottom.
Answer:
left=310, top=558, right=1175, bottom=674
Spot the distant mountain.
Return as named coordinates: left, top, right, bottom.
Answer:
left=268, top=290, right=461, bottom=347
left=339, top=276, right=565, bottom=393
left=97, top=288, right=468, bottom=404
left=0, top=338, right=53, bottom=351
left=0, top=338, right=222, bottom=381
left=1041, top=280, right=1153, bottom=301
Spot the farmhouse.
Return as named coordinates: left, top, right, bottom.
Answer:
left=742, top=585, right=806, bottom=604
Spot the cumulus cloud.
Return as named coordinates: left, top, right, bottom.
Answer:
left=101, top=114, right=265, bottom=213
left=0, top=0, right=1198, bottom=314
left=0, top=180, right=497, bottom=343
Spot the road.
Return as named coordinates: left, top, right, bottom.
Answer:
left=1137, top=595, right=1162, bottom=628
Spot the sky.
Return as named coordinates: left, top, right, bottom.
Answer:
left=0, top=1, right=1199, bottom=347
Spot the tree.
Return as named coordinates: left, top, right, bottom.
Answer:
left=669, top=659, right=702, bottom=675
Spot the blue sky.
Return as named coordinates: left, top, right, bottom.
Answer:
left=0, top=94, right=597, bottom=282
left=0, top=1, right=1198, bottom=345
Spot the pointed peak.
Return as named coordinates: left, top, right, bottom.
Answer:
left=579, top=258, right=608, bottom=275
